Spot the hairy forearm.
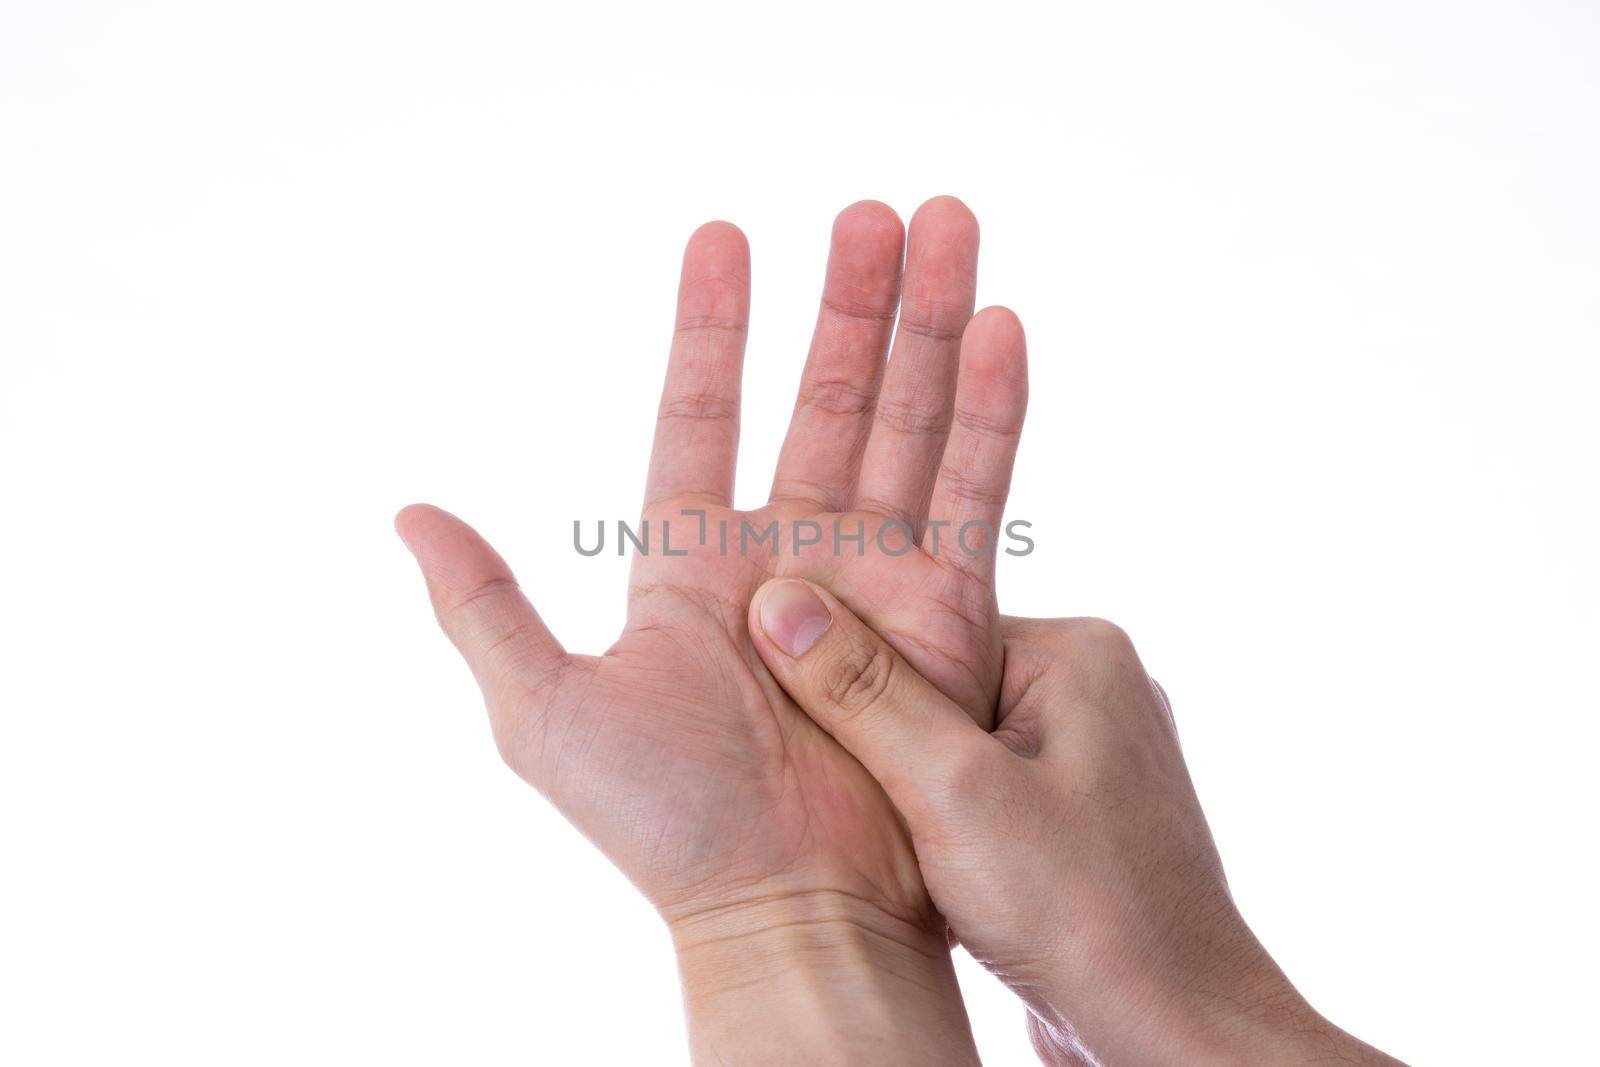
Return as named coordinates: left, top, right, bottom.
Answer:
left=670, top=891, right=979, bottom=1066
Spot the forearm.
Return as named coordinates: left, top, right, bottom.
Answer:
left=670, top=891, right=979, bottom=1066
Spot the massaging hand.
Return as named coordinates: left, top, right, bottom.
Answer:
left=746, top=580, right=1402, bottom=1065
left=397, top=198, right=1024, bottom=1062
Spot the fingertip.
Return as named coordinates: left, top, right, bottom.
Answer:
left=910, top=195, right=979, bottom=239
left=392, top=504, right=513, bottom=587
left=833, top=200, right=905, bottom=247
left=678, top=220, right=752, bottom=324
left=903, top=197, right=979, bottom=297
left=819, top=201, right=905, bottom=315
left=970, top=304, right=1024, bottom=338
left=685, top=219, right=750, bottom=262
left=949, top=307, right=1027, bottom=441
left=394, top=502, right=448, bottom=549
left=965, top=306, right=1027, bottom=364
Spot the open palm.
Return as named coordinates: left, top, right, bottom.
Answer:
left=398, top=198, right=1028, bottom=933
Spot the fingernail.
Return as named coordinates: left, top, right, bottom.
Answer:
left=759, top=580, right=833, bottom=656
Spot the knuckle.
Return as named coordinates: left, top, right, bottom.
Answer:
left=821, top=293, right=897, bottom=325
left=873, top=394, right=952, bottom=437
left=440, top=575, right=520, bottom=622
left=489, top=708, right=526, bottom=772
left=1070, top=616, right=1135, bottom=653
left=797, top=376, right=877, bottom=418
left=952, top=402, right=1023, bottom=441
left=897, top=296, right=968, bottom=342
left=486, top=694, right=537, bottom=778
left=673, top=313, right=748, bottom=334
left=819, top=636, right=897, bottom=719
left=657, top=390, right=739, bottom=424
left=934, top=463, right=1008, bottom=509
left=1050, top=618, right=1163, bottom=714
left=1150, top=676, right=1174, bottom=714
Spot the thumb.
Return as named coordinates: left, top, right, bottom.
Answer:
left=394, top=503, right=567, bottom=711
left=747, top=579, right=991, bottom=821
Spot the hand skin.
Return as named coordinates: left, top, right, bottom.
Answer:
left=747, top=579, right=1403, bottom=1066
left=397, top=198, right=1028, bottom=1064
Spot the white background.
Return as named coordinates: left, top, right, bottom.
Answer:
left=3, top=2, right=1597, bottom=1063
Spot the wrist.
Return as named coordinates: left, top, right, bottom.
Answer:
left=669, top=889, right=979, bottom=1066
left=1147, top=984, right=1401, bottom=1066
left=1026, top=932, right=1399, bottom=1066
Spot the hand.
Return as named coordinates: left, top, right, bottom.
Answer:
left=746, top=579, right=1402, bottom=1066
left=397, top=198, right=1027, bottom=1063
